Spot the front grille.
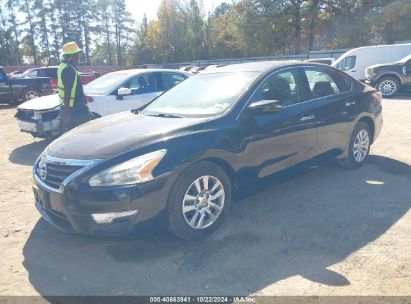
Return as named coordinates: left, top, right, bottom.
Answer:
left=41, top=110, right=60, bottom=122
left=38, top=161, right=84, bottom=189
left=16, top=109, right=34, bottom=121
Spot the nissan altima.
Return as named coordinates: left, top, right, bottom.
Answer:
left=33, top=61, right=383, bottom=240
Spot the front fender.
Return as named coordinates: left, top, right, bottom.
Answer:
left=375, top=72, right=404, bottom=84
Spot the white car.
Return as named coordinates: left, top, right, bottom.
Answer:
left=15, top=69, right=189, bottom=137
left=332, top=43, right=411, bottom=81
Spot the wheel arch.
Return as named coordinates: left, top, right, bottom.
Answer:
left=337, top=114, right=376, bottom=160
left=199, top=157, right=238, bottom=192
left=375, top=73, right=402, bottom=85
left=358, top=116, right=375, bottom=144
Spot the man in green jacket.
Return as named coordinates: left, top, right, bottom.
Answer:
left=58, top=41, right=91, bottom=131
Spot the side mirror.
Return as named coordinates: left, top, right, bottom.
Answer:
left=117, top=87, right=131, bottom=96
left=247, top=100, right=282, bottom=114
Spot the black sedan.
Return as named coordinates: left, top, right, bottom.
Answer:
left=33, top=61, right=383, bottom=240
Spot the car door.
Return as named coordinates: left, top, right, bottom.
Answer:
left=122, top=73, right=161, bottom=111
left=94, top=73, right=160, bottom=116
left=302, top=66, right=357, bottom=155
left=404, top=59, right=411, bottom=86
left=0, top=70, right=10, bottom=103
left=239, top=68, right=317, bottom=178
left=157, top=72, right=188, bottom=92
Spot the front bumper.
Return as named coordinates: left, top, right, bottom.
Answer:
left=33, top=157, right=172, bottom=236
left=16, top=109, right=61, bottom=137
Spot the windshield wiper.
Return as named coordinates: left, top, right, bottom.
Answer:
left=148, top=113, right=182, bottom=118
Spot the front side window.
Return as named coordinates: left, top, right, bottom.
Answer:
left=159, top=73, right=186, bottom=91
left=27, top=70, right=38, bottom=77
left=0, top=72, right=4, bottom=81
left=251, top=70, right=301, bottom=107
left=304, top=68, right=351, bottom=99
left=336, top=56, right=356, bottom=71
left=128, top=73, right=157, bottom=95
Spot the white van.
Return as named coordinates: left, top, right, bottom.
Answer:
left=332, top=43, right=411, bottom=81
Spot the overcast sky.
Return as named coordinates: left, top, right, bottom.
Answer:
left=125, top=0, right=227, bottom=22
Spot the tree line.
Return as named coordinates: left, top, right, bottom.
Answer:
left=0, top=0, right=410, bottom=66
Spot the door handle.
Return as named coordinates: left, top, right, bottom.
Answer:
left=345, top=100, right=356, bottom=106
left=300, top=114, right=315, bottom=121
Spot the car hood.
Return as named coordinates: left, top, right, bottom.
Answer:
left=18, top=94, right=59, bottom=111
left=367, top=63, right=399, bottom=70
left=47, top=111, right=209, bottom=160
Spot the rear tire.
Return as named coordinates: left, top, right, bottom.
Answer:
left=338, top=121, right=371, bottom=169
left=376, top=77, right=400, bottom=98
left=22, top=88, right=40, bottom=102
left=167, top=161, right=231, bottom=240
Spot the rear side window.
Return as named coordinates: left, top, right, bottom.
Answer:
left=336, top=56, right=356, bottom=71
left=304, top=68, right=351, bottom=99
left=158, top=73, right=186, bottom=91
left=46, top=68, right=57, bottom=78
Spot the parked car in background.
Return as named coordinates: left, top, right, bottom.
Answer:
left=202, top=64, right=227, bottom=71
left=365, top=54, right=411, bottom=97
left=7, top=71, right=21, bottom=77
left=32, top=61, right=382, bottom=239
left=332, top=43, right=411, bottom=81
left=11, top=66, right=99, bottom=91
left=16, top=69, right=189, bottom=138
left=0, top=67, right=52, bottom=104
left=304, top=58, right=335, bottom=65
left=178, top=66, right=196, bottom=72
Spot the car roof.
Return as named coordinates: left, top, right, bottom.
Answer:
left=109, top=68, right=188, bottom=76
left=200, top=60, right=326, bottom=74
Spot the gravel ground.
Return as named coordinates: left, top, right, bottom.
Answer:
left=0, top=98, right=410, bottom=297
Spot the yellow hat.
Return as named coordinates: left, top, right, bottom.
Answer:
left=62, top=41, right=82, bottom=55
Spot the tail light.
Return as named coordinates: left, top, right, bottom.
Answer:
left=50, top=79, right=57, bottom=90
left=373, top=91, right=382, bottom=104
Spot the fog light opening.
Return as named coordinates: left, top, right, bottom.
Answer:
left=92, top=209, right=138, bottom=224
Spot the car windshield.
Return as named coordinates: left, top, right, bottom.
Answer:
left=20, top=69, right=35, bottom=76
left=396, top=54, right=411, bottom=63
left=84, top=72, right=131, bottom=95
left=143, top=72, right=258, bottom=117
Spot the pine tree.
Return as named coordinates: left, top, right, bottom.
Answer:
left=20, top=0, right=38, bottom=64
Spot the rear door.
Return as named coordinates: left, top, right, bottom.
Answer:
left=240, top=68, right=317, bottom=178
left=302, top=66, right=357, bottom=155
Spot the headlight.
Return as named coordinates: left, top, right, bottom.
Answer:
left=88, top=150, right=166, bottom=187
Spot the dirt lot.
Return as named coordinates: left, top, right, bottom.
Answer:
left=0, top=98, right=410, bottom=297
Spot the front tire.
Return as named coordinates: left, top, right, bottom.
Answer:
left=339, top=122, right=371, bottom=169
left=376, top=77, right=399, bottom=98
left=167, top=161, right=231, bottom=240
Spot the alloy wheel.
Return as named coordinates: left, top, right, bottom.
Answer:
left=378, top=80, right=397, bottom=96
left=182, top=175, right=225, bottom=230
left=353, top=129, right=370, bottom=163
left=25, top=90, right=39, bottom=100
